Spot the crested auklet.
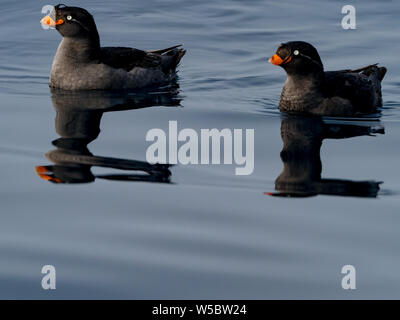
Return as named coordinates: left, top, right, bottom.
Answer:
left=40, top=4, right=186, bottom=90
left=269, top=41, right=387, bottom=116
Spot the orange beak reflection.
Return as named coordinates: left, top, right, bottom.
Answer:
left=35, top=166, right=63, bottom=183
left=268, top=54, right=292, bottom=66
left=35, top=166, right=49, bottom=174
left=40, top=16, right=64, bottom=27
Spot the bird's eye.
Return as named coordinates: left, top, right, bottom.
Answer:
left=67, top=15, right=72, bottom=21
left=293, top=50, right=299, bottom=56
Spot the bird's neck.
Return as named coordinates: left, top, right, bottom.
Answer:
left=285, top=72, right=324, bottom=91
left=56, top=36, right=101, bottom=63
left=286, top=67, right=324, bottom=81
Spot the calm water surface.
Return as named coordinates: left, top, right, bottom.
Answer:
left=1, top=0, right=400, bottom=298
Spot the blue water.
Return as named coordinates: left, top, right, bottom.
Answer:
left=1, top=0, right=400, bottom=298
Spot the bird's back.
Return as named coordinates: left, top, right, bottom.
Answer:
left=323, top=64, right=386, bottom=115
left=100, top=45, right=186, bottom=74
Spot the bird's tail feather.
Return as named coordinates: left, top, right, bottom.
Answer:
left=148, top=44, right=183, bottom=55
left=350, top=64, right=387, bottom=81
left=161, top=48, right=186, bottom=73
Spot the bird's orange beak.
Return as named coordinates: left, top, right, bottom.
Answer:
left=268, top=54, right=292, bottom=66
left=40, top=16, right=64, bottom=27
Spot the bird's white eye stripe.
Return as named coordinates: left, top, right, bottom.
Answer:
left=293, top=50, right=299, bottom=56
left=67, top=15, right=72, bottom=21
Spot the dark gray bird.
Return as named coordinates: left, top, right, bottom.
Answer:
left=269, top=41, right=386, bottom=116
left=41, top=4, right=186, bottom=90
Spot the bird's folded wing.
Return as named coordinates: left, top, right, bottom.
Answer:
left=100, top=47, right=162, bottom=71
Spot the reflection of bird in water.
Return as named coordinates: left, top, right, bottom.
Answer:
left=266, top=115, right=384, bottom=198
left=36, top=88, right=180, bottom=184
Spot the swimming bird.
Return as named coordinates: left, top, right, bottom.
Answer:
left=40, top=4, right=186, bottom=90
left=269, top=41, right=386, bottom=116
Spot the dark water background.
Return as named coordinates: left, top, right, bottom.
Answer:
left=1, top=0, right=400, bottom=298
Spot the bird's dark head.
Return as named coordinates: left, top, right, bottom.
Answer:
left=269, top=41, right=324, bottom=75
left=41, top=4, right=99, bottom=41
